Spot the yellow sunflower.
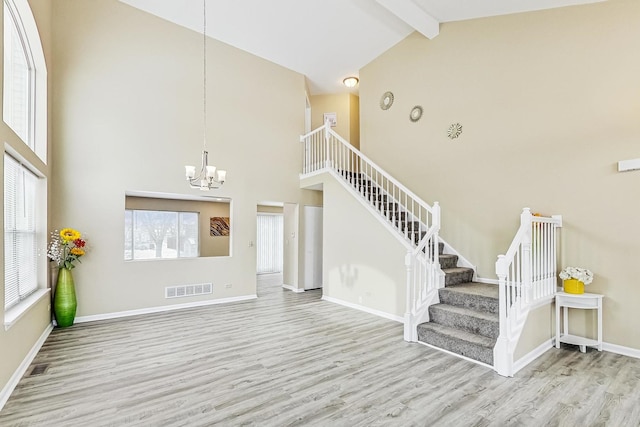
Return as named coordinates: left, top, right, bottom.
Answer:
left=70, top=248, right=85, bottom=256
left=60, top=228, right=81, bottom=242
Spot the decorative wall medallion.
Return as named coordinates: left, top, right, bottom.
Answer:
left=409, top=106, right=423, bottom=123
left=380, top=91, right=394, bottom=110
left=447, top=123, right=463, bottom=139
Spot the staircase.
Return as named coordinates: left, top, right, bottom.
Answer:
left=339, top=168, right=499, bottom=366
left=300, top=123, right=561, bottom=375
left=417, top=242, right=499, bottom=365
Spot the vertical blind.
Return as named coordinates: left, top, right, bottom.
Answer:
left=4, top=153, right=38, bottom=309
left=256, top=214, right=283, bottom=274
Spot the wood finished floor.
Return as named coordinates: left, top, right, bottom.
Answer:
left=1, top=274, right=640, bottom=426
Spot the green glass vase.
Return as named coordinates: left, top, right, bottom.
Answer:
left=54, top=267, right=77, bottom=328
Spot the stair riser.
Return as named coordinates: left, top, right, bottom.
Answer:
left=439, top=255, right=458, bottom=269
left=444, top=270, right=474, bottom=286
left=438, top=289, right=499, bottom=314
left=429, top=306, right=499, bottom=339
left=417, top=326, right=494, bottom=365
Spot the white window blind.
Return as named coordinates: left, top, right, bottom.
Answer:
left=256, top=214, right=283, bottom=274
left=4, top=153, right=38, bottom=309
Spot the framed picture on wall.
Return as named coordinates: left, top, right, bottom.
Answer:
left=210, top=217, right=230, bottom=236
left=323, top=112, right=337, bottom=127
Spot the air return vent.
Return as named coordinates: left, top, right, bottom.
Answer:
left=165, top=283, right=212, bottom=299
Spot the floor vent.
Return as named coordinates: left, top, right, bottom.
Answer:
left=165, top=283, right=212, bottom=299
left=28, top=364, right=49, bottom=377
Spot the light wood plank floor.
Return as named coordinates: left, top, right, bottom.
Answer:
left=1, top=274, right=639, bottom=426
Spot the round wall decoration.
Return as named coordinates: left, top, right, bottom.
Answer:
left=380, top=91, right=394, bottom=110
left=409, top=106, right=423, bottom=123
left=447, top=123, right=463, bottom=139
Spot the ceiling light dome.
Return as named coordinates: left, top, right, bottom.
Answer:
left=343, top=76, right=359, bottom=88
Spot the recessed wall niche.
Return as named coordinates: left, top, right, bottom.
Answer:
left=124, top=192, right=231, bottom=260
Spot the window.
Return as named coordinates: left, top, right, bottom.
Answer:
left=4, top=153, right=38, bottom=309
left=256, top=214, right=283, bottom=274
left=125, top=210, right=199, bottom=260
left=3, top=0, right=47, bottom=162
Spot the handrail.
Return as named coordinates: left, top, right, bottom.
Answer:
left=494, top=208, right=562, bottom=376
left=323, top=126, right=435, bottom=214
left=300, top=123, right=442, bottom=343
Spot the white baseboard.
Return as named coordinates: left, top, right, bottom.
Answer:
left=475, top=277, right=499, bottom=285
left=75, top=295, right=258, bottom=324
left=512, top=338, right=554, bottom=376
left=282, top=284, right=304, bottom=293
left=603, top=342, right=640, bottom=359
left=0, top=323, right=53, bottom=412
left=417, top=340, right=494, bottom=370
left=321, top=295, right=404, bottom=323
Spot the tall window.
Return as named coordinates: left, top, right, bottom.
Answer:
left=125, top=210, right=199, bottom=260
left=4, top=1, right=33, bottom=147
left=4, top=154, right=38, bottom=309
left=3, top=0, right=47, bottom=162
left=256, top=214, right=283, bottom=274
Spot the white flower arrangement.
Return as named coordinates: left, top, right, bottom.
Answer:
left=559, top=266, right=593, bottom=285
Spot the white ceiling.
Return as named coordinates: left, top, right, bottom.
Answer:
left=120, top=0, right=605, bottom=95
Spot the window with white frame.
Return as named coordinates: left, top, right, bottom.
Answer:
left=3, top=0, right=47, bottom=162
left=124, top=210, right=199, bottom=260
left=4, top=153, right=38, bottom=310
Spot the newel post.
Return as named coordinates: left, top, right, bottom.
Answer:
left=520, top=208, right=532, bottom=305
left=494, top=254, right=513, bottom=376
left=323, top=120, right=331, bottom=168
left=404, top=250, right=414, bottom=342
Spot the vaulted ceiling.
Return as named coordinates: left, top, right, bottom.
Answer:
left=120, top=0, right=606, bottom=94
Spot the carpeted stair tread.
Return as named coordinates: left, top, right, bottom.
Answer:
left=428, top=303, right=499, bottom=339
left=417, top=322, right=495, bottom=365
left=439, top=282, right=499, bottom=314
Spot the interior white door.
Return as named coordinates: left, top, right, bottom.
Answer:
left=304, top=206, right=323, bottom=290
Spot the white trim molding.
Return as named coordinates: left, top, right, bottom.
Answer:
left=282, top=284, right=305, bottom=293
left=603, top=342, right=640, bottom=359
left=321, top=295, right=404, bottom=323
left=75, top=295, right=257, bottom=324
left=0, top=323, right=53, bottom=411
left=512, top=338, right=554, bottom=376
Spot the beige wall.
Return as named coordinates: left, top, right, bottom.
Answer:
left=322, top=175, right=407, bottom=317
left=125, top=196, right=230, bottom=257
left=50, top=0, right=321, bottom=319
left=359, top=0, right=640, bottom=350
left=310, top=94, right=360, bottom=149
left=0, top=0, right=53, bottom=400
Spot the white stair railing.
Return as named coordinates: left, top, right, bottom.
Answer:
left=494, top=208, right=562, bottom=376
left=300, top=123, right=441, bottom=341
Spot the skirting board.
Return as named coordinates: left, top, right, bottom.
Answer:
left=0, top=323, right=53, bottom=412
left=475, top=277, right=499, bottom=285
left=603, top=342, right=640, bottom=359
left=282, top=284, right=305, bottom=293
left=417, top=340, right=493, bottom=370
left=321, top=295, right=404, bottom=323
left=513, top=338, right=554, bottom=376
left=74, top=295, right=257, bottom=324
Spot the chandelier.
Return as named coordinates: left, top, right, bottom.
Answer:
left=185, top=0, right=226, bottom=190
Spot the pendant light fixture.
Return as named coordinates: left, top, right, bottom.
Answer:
left=185, top=0, right=226, bottom=190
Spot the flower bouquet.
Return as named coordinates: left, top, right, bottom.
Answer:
left=559, top=266, right=593, bottom=294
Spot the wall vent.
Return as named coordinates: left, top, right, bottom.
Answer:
left=165, top=283, right=212, bottom=299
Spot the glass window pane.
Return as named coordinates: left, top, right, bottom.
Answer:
left=133, top=210, right=178, bottom=260
left=178, top=212, right=199, bottom=258
left=124, top=210, right=132, bottom=260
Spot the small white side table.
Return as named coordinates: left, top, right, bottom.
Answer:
left=555, top=291, right=603, bottom=353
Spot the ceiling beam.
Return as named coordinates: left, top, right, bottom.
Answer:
left=376, top=0, right=439, bottom=39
